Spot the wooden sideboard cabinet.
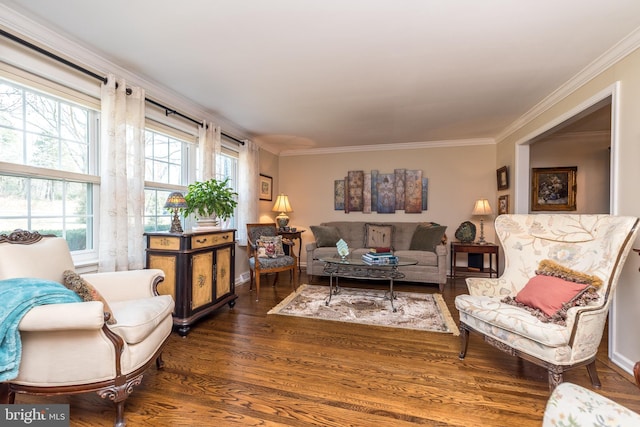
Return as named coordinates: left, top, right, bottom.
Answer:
left=144, top=229, right=237, bottom=336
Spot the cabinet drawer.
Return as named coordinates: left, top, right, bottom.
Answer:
left=148, top=235, right=181, bottom=250
left=191, top=232, right=234, bottom=249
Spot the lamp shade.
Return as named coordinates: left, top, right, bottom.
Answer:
left=272, top=194, right=293, bottom=213
left=272, top=194, right=293, bottom=229
left=164, top=191, right=188, bottom=209
left=472, top=199, right=492, bottom=216
left=164, top=192, right=187, bottom=233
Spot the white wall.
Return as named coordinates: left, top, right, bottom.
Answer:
left=530, top=131, right=611, bottom=214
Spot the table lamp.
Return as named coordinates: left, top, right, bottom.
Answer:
left=272, top=194, right=293, bottom=230
left=164, top=191, right=188, bottom=233
left=472, top=198, right=492, bottom=244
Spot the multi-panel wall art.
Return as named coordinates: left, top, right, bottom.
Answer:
left=335, top=169, right=428, bottom=213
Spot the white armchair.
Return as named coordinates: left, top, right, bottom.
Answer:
left=0, top=230, right=175, bottom=427
left=455, top=214, right=639, bottom=390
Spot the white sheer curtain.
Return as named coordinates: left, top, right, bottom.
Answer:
left=99, top=74, right=146, bottom=271
left=237, top=139, right=260, bottom=245
left=198, top=122, right=222, bottom=181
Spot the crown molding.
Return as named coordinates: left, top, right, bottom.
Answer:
left=0, top=3, right=249, bottom=139
left=497, top=26, right=640, bottom=142
left=279, top=138, right=495, bottom=157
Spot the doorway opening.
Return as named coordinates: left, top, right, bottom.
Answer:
left=514, top=84, right=618, bottom=215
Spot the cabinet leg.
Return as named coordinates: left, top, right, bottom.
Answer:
left=177, top=325, right=190, bottom=337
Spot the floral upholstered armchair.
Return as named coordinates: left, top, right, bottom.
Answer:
left=544, top=363, right=640, bottom=425
left=455, top=214, right=639, bottom=390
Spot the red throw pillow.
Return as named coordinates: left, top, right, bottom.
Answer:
left=515, top=275, right=589, bottom=317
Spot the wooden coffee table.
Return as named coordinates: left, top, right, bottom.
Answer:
left=320, top=255, right=418, bottom=312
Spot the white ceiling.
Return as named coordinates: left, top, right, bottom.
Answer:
left=3, top=0, right=640, bottom=153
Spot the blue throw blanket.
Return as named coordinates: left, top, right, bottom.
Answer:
left=0, top=277, right=81, bottom=381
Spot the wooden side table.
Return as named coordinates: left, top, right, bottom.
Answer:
left=278, top=229, right=305, bottom=271
left=144, top=229, right=237, bottom=336
left=450, top=241, right=499, bottom=282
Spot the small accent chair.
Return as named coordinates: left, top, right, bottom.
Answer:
left=246, top=223, right=297, bottom=301
left=0, top=230, right=175, bottom=427
left=455, top=214, right=639, bottom=390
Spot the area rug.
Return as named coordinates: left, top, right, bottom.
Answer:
left=268, top=284, right=459, bottom=335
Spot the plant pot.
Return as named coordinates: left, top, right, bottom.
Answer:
left=193, top=217, right=220, bottom=231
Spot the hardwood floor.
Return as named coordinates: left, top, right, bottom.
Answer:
left=17, top=272, right=640, bottom=426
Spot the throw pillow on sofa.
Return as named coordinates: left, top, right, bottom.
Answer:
left=409, top=224, right=447, bottom=252
left=364, top=223, right=393, bottom=248
left=310, top=225, right=341, bottom=247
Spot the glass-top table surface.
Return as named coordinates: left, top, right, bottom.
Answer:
left=320, top=255, right=418, bottom=267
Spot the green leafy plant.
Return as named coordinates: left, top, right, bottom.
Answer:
left=182, top=178, right=238, bottom=221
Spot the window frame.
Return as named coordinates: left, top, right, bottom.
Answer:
left=0, top=73, right=100, bottom=265
left=143, top=122, right=196, bottom=233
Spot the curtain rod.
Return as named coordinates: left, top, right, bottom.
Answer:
left=0, top=28, right=107, bottom=83
left=1, top=28, right=245, bottom=145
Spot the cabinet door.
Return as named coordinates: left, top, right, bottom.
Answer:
left=215, top=246, right=232, bottom=298
left=192, top=252, right=213, bottom=310
left=148, top=254, right=177, bottom=305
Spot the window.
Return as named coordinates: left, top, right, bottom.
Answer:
left=217, top=149, right=239, bottom=229
left=143, top=127, right=192, bottom=232
left=0, top=78, right=98, bottom=252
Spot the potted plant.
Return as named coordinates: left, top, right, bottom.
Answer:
left=182, top=177, right=238, bottom=229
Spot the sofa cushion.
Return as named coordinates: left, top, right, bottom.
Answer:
left=108, top=295, right=174, bottom=345
left=62, top=270, right=117, bottom=325
left=393, top=250, right=439, bottom=266
left=409, top=224, right=447, bottom=252
left=455, top=294, right=571, bottom=348
left=364, top=223, right=393, bottom=248
left=310, top=225, right=342, bottom=247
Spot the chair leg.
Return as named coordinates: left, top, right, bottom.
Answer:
left=98, top=374, right=143, bottom=427
left=114, top=400, right=126, bottom=427
left=255, top=272, right=261, bottom=301
left=548, top=368, right=564, bottom=391
left=586, top=360, right=602, bottom=389
left=156, top=353, right=165, bottom=369
left=458, top=324, right=469, bottom=359
left=249, top=269, right=254, bottom=291
left=0, top=383, right=15, bottom=404
left=272, top=272, right=279, bottom=287
left=292, top=266, right=298, bottom=291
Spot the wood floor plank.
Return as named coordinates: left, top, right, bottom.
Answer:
left=15, top=273, right=640, bottom=426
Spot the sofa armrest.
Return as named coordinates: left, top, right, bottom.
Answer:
left=306, top=242, right=318, bottom=252
left=19, top=301, right=105, bottom=331
left=82, top=269, right=165, bottom=302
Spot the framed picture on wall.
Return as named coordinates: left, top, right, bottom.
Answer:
left=259, top=174, right=273, bottom=201
left=531, top=166, right=577, bottom=211
left=498, top=194, right=509, bottom=215
left=496, top=166, right=509, bottom=190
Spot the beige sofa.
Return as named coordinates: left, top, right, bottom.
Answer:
left=305, top=221, right=447, bottom=291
